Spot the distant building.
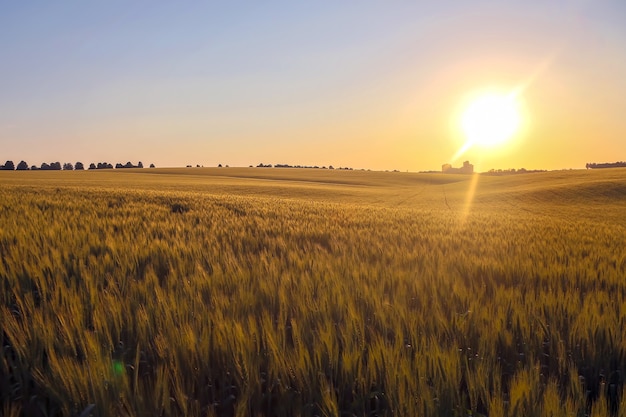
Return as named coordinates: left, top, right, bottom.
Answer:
left=442, top=161, right=474, bottom=174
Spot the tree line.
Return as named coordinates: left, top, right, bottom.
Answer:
left=255, top=163, right=355, bottom=170
left=483, top=167, right=547, bottom=176
left=0, top=160, right=155, bottom=170
left=586, top=161, right=626, bottom=169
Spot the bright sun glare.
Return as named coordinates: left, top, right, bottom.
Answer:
left=461, top=92, right=521, bottom=147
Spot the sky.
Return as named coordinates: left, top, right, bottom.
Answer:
left=1, top=1, right=626, bottom=172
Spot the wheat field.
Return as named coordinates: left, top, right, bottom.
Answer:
left=2, top=167, right=626, bottom=416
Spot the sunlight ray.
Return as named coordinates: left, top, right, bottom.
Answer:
left=459, top=172, right=481, bottom=227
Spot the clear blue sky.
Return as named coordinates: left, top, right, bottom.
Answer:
left=1, top=1, right=625, bottom=171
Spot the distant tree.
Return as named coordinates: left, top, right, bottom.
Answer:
left=2, top=160, right=15, bottom=170
left=75, top=162, right=84, bottom=170
left=63, top=162, right=74, bottom=171
left=16, top=161, right=29, bottom=170
left=89, top=163, right=96, bottom=170
left=50, top=162, right=62, bottom=170
left=218, top=164, right=222, bottom=168
left=149, top=163, right=155, bottom=168
left=116, top=163, right=124, bottom=169
left=41, top=162, right=50, bottom=170
left=138, top=161, right=143, bottom=168
left=31, top=165, right=39, bottom=170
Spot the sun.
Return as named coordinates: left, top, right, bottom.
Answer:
left=460, top=91, right=521, bottom=147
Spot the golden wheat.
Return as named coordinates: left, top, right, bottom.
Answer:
left=1, top=168, right=625, bottom=416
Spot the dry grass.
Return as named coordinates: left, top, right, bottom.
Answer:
left=1, top=167, right=626, bottom=416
